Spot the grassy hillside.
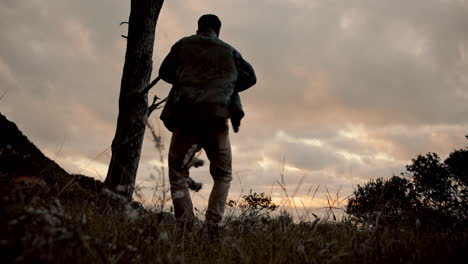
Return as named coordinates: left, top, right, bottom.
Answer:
left=2, top=185, right=467, bottom=264
left=1, top=113, right=467, bottom=263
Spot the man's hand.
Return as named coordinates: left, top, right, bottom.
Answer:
left=231, top=118, right=241, bottom=133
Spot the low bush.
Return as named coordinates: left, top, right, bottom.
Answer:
left=347, top=138, right=468, bottom=229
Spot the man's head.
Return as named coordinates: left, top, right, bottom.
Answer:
left=197, top=14, right=221, bottom=37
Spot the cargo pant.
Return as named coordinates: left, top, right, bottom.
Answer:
left=168, top=121, right=232, bottom=225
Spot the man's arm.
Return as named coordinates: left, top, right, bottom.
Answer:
left=233, top=50, right=256, bottom=92
left=159, top=40, right=182, bottom=84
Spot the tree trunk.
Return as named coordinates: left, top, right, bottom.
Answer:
left=105, top=0, right=164, bottom=199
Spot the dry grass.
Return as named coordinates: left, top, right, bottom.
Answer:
left=3, top=111, right=465, bottom=263
left=2, top=182, right=467, bottom=264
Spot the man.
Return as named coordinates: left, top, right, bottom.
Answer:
left=159, top=14, right=256, bottom=229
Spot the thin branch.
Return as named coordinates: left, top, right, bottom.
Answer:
left=147, top=96, right=167, bottom=117
left=142, top=76, right=162, bottom=94
left=120, top=22, right=129, bottom=39
left=144, top=76, right=165, bottom=117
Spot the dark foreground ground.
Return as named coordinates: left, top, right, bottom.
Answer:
left=2, top=185, right=467, bottom=264
left=1, top=113, right=467, bottom=263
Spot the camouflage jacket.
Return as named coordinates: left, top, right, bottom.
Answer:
left=159, top=31, right=256, bottom=131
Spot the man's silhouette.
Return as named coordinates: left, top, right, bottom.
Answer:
left=159, top=14, right=256, bottom=229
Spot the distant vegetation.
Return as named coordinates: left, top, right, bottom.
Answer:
left=347, top=137, right=468, bottom=229
left=227, top=191, right=279, bottom=218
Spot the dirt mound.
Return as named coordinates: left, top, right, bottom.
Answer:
left=0, top=112, right=104, bottom=195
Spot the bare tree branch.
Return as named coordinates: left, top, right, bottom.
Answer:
left=147, top=96, right=167, bottom=117
left=144, top=76, right=165, bottom=117
left=142, top=76, right=161, bottom=94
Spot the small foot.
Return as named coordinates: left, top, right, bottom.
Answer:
left=188, top=181, right=203, bottom=192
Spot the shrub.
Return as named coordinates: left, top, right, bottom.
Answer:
left=227, top=190, right=278, bottom=218
left=347, top=138, right=468, bottom=228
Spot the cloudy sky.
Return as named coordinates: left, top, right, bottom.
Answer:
left=1, top=0, right=467, bottom=213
